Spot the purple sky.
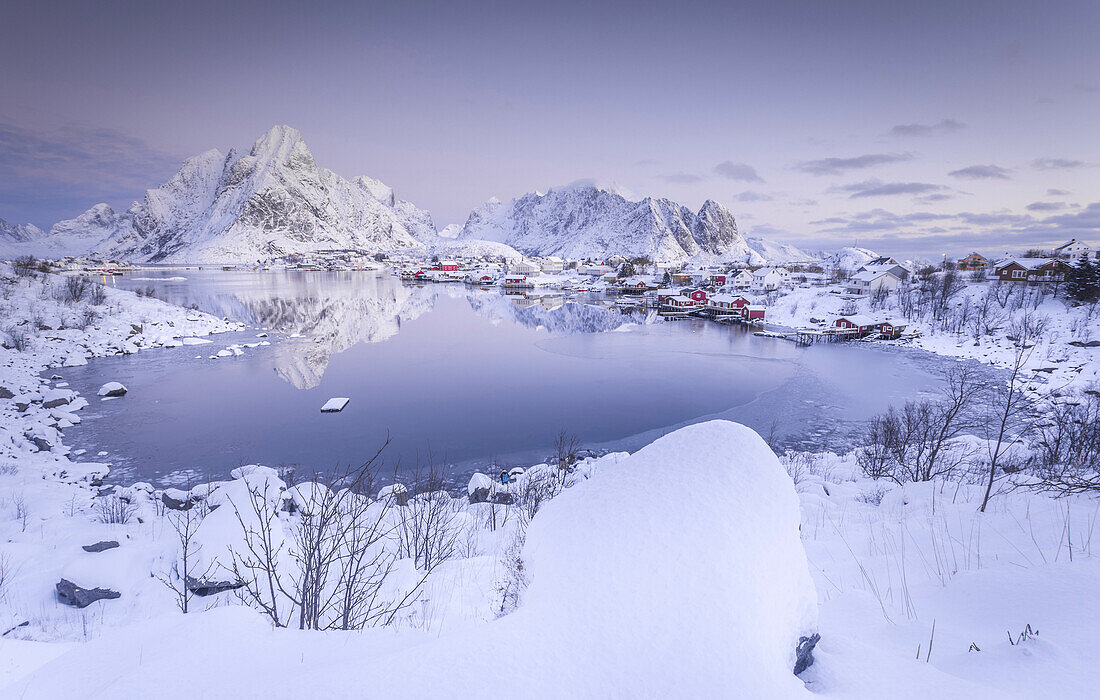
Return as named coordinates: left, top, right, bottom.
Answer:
left=2, top=0, right=1098, bottom=258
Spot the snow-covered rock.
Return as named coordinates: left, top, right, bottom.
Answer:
left=97, top=382, right=127, bottom=398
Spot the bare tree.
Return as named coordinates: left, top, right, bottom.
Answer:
left=156, top=484, right=213, bottom=613
left=553, top=429, right=580, bottom=483
left=978, top=322, right=1039, bottom=511
left=859, top=365, right=982, bottom=483
left=395, top=462, right=461, bottom=573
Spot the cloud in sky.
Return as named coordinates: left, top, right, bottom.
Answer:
left=831, top=179, right=947, bottom=198
left=1047, top=188, right=1071, bottom=196
left=713, top=161, right=763, bottom=182
left=889, top=119, right=965, bottom=137
left=948, top=164, right=1011, bottom=180
left=795, top=153, right=913, bottom=176
left=733, top=190, right=773, bottom=202
left=0, top=122, right=182, bottom=226
left=1026, top=201, right=1067, bottom=211
left=1032, top=157, right=1087, bottom=170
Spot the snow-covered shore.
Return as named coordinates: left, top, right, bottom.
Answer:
left=0, top=266, right=239, bottom=482
left=762, top=279, right=1099, bottom=396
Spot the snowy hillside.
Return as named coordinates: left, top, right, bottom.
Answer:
left=822, top=246, right=880, bottom=272
left=454, top=184, right=808, bottom=263
left=36, top=126, right=436, bottom=263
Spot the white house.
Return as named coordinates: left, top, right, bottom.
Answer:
left=509, top=259, right=541, bottom=276
left=752, top=267, right=790, bottom=291
left=845, top=269, right=901, bottom=295
left=581, top=263, right=613, bottom=276
left=730, top=270, right=754, bottom=290
left=856, top=261, right=908, bottom=280
left=538, top=256, right=564, bottom=275
left=1053, top=238, right=1091, bottom=259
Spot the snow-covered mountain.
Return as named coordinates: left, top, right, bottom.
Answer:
left=822, top=246, right=880, bottom=272
left=0, top=218, right=46, bottom=258
left=452, top=184, right=808, bottom=263
left=38, top=126, right=435, bottom=263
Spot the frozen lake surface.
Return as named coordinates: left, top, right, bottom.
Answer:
left=58, top=270, right=959, bottom=485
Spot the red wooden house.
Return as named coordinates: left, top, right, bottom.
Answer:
left=742, top=305, right=766, bottom=321
left=834, top=314, right=878, bottom=334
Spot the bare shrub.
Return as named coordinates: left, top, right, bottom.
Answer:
left=553, top=429, right=580, bottom=482
left=12, top=256, right=36, bottom=277
left=13, top=495, right=29, bottom=532
left=229, top=440, right=432, bottom=630
left=78, top=309, right=98, bottom=329
left=88, top=283, right=107, bottom=306
left=856, top=485, right=890, bottom=506
left=496, top=534, right=529, bottom=616
left=516, top=468, right=562, bottom=524
left=395, top=464, right=461, bottom=572
left=860, top=365, right=982, bottom=483
left=3, top=326, right=29, bottom=351
left=0, top=552, right=16, bottom=600
left=60, top=276, right=90, bottom=304
left=156, top=482, right=212, bottom=613
left=96, top=495, right=137, bottom=524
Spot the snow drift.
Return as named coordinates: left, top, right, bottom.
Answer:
left=6, top=420, right=818, bottom=698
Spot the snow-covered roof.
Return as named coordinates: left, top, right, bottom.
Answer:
left=996, top=257, right=1061, bottom=270
left=837, top=314, right=877, bottom=326
left=1054, top=239, right=1088, bottom=251
left=850, top=268, right=898, bottom=282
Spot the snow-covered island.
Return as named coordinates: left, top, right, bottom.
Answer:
left=0, top=254, right=1097, bottom=698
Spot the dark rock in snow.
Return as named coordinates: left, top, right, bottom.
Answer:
left=42, top=395, right=70, bottom=409
left=0, top=386, right=14, bottom=399
left=14, top=401, right=31, bottom=412
left=82, top=540, right=120, bottom=553
left=186, top=576, right=244, bottom=597
left=490, top=491, right=515, bottom=505
left=56, top=579, right=121, bottom=608
left=31, top=436, right=52, bottom=452
left=793, top=633, right=821, bottom=676
left=161, top=490, right=194, bottom=511
left=468, top=487, right=490, bottom=504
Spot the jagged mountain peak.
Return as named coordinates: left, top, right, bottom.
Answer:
left=32, top=125, right=434, bottom=263
left=456, top=183, right=782, bottom=263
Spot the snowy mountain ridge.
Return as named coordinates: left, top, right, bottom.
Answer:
left=0, top=218, right=46, bottom=258
left=5, top=125, right=821, bottom=265
left=453, top=184, right=811, bottom=263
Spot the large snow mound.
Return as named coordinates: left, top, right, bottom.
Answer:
left=5, top=420, right=817, bottom=698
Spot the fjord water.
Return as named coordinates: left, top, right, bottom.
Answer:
left=61, top=270, right=947, bottom=485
